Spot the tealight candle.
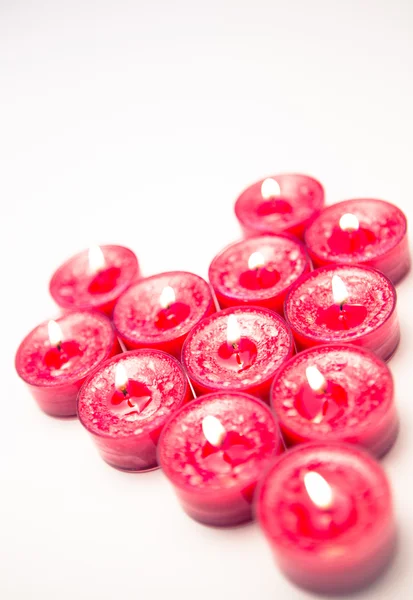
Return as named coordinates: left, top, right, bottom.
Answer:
left=113, top=271, right=215, bottom=358
left=234, top=174, right=324, bottom=239
left=77, top=349, right=191, bottom=471
left=304, top=199, right=410, bottom=284
left=15, top=311, right=121, bottom=417
left=208, top=235, right=311, bottom=314
left=256, top=443, right=396, bottom=593
left=158, top=391, right=283, bottom=526
left=182, top=306, right=293, bottom=401
left=270, top=344, right=398, bottom=457
left=49, top=245, right=140, bottom=315
left=284, top=265, right=399, bottom=361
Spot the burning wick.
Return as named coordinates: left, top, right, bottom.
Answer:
left=248, top=251, right=265, bottom=271
left=202, top=415, right=226, bottom=448
left=261, top=178, right=281, bottom=200
left=47, top=320, right=63, bottom=351
left=339, top=213, right=359, bottom=233
left=305, top=365, right=327, bottom=394
left=88, top=245, right=106, bottom=274
left=160, top=286, right=176, bottom=310
left=332, top=275, right=349, bottom=312
left=304, top=471, right=333, bottom=510
left=115, top=363, right=129, bottom=397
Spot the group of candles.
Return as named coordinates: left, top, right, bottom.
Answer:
left=15, top=173, right=410, bottom=594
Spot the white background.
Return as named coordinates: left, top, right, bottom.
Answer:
left=1, top=1, right=413, bottom=598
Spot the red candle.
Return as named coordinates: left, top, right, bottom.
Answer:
left=256, top=443, right=396, bottom=593
left=234, top=174, right=324, bottom=239
left=182, top=306, right=293, bottom=401
left=270, top=344, right=398, bottom=457
left=113, top=271, right=215, bottom=359
left=158, top=391, right=283, bottom=526
left=284, top=265, right=399, bottom=361
left=77, top=349, right=191, bottom=471
left=49, top=244, right=140, bottom=316
left=304, top=199, right=410, bottom=284
left=15, top=311, right=121, bottom=417
left=208, top=235, right=311, bottom=314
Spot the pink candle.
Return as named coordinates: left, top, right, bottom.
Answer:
left=304, top=199, right=410, bottom=284
left=15, top=311, right=121, bottom=417
left=182, top=306, right=294, bottom=401
left=270, top=344, right=398, bottom=457
left=256, top=443, right=396, bottom=593
left=113, top=271, right=215, bottom=359
left=50, top=245, right=140, bottom=316
left=208, top=235, right=311, bottom=314
left=158, top=391, right=283, bottom=526
left=77, top=349, right=191, bottom=471
left=234, top=174, right=324, bottom=239
left=284, top=265, right=399, bottom=361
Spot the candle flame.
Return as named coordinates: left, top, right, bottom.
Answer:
left=202, top=415, right=226, bottom=447
left=47, top=320, right=63, bottom=347
left=160, top=286, right=176, bottom=309
left=305, top=366, right=327, bottom=393
left=115, top=363, right=129, bottom=392
left=248, top=251, right=265, bottom=270
left=227, top=314, right=241, bottom=346
left=339, top=213, right=359, bottom=232
left=332, top=275, right=349, bottom=306
left=304, top=471, right=333, bottom=509
left=88, top=245, right=105, bottom=274
left=261, top=178, right=281, bottom=200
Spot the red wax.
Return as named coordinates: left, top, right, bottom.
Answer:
left=15, top=311, right=120, bottom=417
left=49, top=245, right=139, bottom=315
left=256, top=443, right=396, bottom=593
left=305, top=199, right=410, bottom=284
left=182, top=306, right=294, bottom=401
left=113, top=271, right=215, bottom=359
left=234, top=174, right=324, bottom=239
left=284, top=265, right=399, bottom=361
left=271, top=345, right=398, bottom=457
left=158, top=391, right=283, bottom=526
left=77, top=349, right=191, bottom=471
left=208, top=235, right=311, bottom=314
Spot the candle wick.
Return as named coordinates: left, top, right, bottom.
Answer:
left=56, top=342, right=62, bottom=352
left=121, top=386, right=128, bottom=397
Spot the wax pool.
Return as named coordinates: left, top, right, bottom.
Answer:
left=271, top=344, right=398, bottom=457
left=77, top=349, right=191, bottom=471
left=158, top=391, right=283, bottom=526
left=304, top=198, right=410, bottom=284
left=182, top=306, right=294, bottom=401
left=284, top=265, right=399, bottom=361
left=208, top=235, right=311, bottom=314
left=113, top=271, right=215, bottom=359
left=256, top=443, right=396, bottom=593
left=15, top=311, right=120, bottom=417
left=49, top=245, right=139, bottom=315
left=234, top=173, right=324, bottom=239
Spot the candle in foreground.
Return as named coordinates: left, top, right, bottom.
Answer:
left=182, top=306, right=294, bottom=401
left=284, top=265, right=399, bottom=361
left=77, top=349, right=191, bottom=471
left=158, top=391, right=283, bottom=526
left=208, top=235, right=311, bottom=314
left=270, top=344, right=398, bottom=457
left=49, top=244, right=140, bottom=315
left=234, top=174, right=324, bottom=239
left=15, top=311, right=121, bottom=417
left=256, top=443, right=396, bottom=593
left=113, top=271, right=215, bottom=358
left=304, top=199, right=410, bottom=284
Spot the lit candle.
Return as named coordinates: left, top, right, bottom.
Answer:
left=113, top=271, right=215, bottom=358
left=77, top=349, right=191, bottom=471
left=208, top=234, right=311, bottom=314
left=304, top=198, right=410, bottom=284
left=15, top=312, right=121, bottom=417
left=49, top=244, right=140, bottom=315
left=234, top=173, right=324, bottom=239
left=284, top=265, right=399, bottom=360
left=271, top=344, right=398, bottom=456
left=256, top=443, right=396, bottom=593
left=158, top=391, right=283, bottom=526
left=182, top=306, right=294, bottom=401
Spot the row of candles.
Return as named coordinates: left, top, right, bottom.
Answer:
left=15, top=174, right=409, bottom=594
